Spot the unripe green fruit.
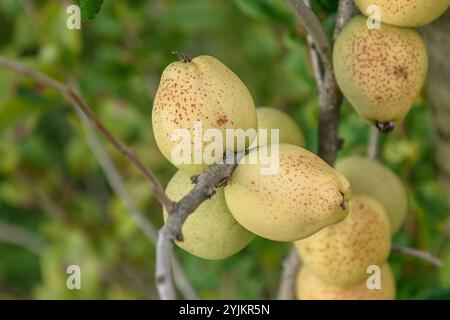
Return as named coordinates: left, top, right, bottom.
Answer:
left=335, top=156, right=407, bottom=234
left=224, top=144, right=351, bottom=242
left=152, top=55, right=257, bottom=174
left=355, top=0, right=449, bottom=27
left=296, top=263, right=396, bottom=300
left=295, top=195, right=391, bottom=286
left=333, top=16, right=428, bottom=131
left=256, top=107, right=305, bottom=147
left=164, top=170, right=254, bottom=260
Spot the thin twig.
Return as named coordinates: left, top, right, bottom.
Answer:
left=69, top=91, right=175, bottom=211
left=76, top=107, right=158, bottom=239
left=367, top=126, right=380, bottom=159
left=332, top=0, right=359, bottom=41
left=0, top=56, right=174, bottom=213
left=277, top=249, right=302, bottom=300
left=75, top=108, right=198, bottom=299
left=317, top=69, right=343, bottom=165
left=366, top=129, right=442, bottom=266
left=307, top=39, right=324, bottom=88
left=0, top=56, right=203, bottom=300
left=172, top=258, right=198, bottom=300
left=366, top=132, right=442, bottom=267
left=304, top=0, right=324, bottom=88
left=392, top=244, right=443, bottom=268
left=156, top=151, right=245, bottom=300
left=285, top=0, right=332, bottom=67
left=0, top=222, right=47, bottom=255
left=318, top=0, right=357, bottom=166
left=279, top=0, right=357, bottom=300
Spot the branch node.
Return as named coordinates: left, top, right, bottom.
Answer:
left=190, top=175, right=199, bottom=184
left=156, top=275, right=166, bottom=284
left=175, top=233, right=184, bottom=242
left=214, top=176, right=229, bottom=189
left=167, top=202, right=178, bottom=215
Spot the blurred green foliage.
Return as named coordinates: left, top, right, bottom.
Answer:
left=0, top=0, right=448, bottom=299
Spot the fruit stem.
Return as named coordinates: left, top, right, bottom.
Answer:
left=172, top=51, right=192, bottom=63
left=375, top=121, right=395, bottom=133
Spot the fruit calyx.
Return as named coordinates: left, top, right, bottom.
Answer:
left=172, top=51, right=191, bottom=63
left=339, top=192, right=348, bottom=211
left=375, top=121, right=395, bottom=133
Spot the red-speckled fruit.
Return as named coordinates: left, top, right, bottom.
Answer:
left=296, top=263, right=396, bottom=300
left=355, top=0, right=449, bottom=27
left=224, top=144, right=352, bottom=242
left=295, top=195, right=391, bottom=287
left=333, top=16, right=428, bottom=131
left=152, top=55, right=257, bottom=174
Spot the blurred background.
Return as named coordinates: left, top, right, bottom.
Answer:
left=0, top=0, right=449, bottom=299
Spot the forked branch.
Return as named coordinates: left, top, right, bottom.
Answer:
left=156, top=151, right=245, bottom=299
left=285, top=0, right=332, bottom=67
left=0, top=56, right=195, bottom=300
left=278, top=0, right=357, bottom=300
left=0, top=56, right=174, bottom=213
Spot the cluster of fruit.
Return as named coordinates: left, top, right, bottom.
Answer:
left=295, top=156, right=407, bottom=300
left=152, top=55, right=351, bottom=260
left=292, top=0, right=449, bottom=299
left=334, top=0, right=449, bottom=132
left=150, top=0, right=448, bottom=300
left=151, top=55, right=396, bottom=300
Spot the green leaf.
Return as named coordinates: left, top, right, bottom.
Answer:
left=78, top=0, right=103, bottom=21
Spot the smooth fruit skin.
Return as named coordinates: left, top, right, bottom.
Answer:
left=295, top=195, right=391, bottom=286
left=224, top=144, right=351, bottom=242
left=354, top=0, right=449, bottom=27
left=152, top=55, right=257, bottom=174
left=335, top=156, right=407, bottom=234
left=296, top=263, right=396, bottom=300
left=164, top=170, right=254, bottom=260
left=256, top=107, right=305, bottom=147
left=333, top=16, right=428, bottom=126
